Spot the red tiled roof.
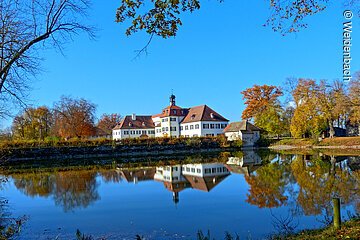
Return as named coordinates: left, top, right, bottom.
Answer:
left=224, top=120, right=261, bottom=133
left=152, top=105, right=188, bottom=118
left=181, top=105, right=229, bottom=124
left=113, top=115, right=155, bottom=130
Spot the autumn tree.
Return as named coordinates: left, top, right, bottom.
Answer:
left=241, top=84, right=284, bottom=136
left=53, top=96, right=96, bottom=139
left=11, top=106, right=53, bottom=140
left=290, top=79, right=327, bottom=138
left=0, top=0, right=93, bottom=117
left=349, top=73, right=360, bottom=125
left=115, top=0, right=358, bottom=53
left=97, top=113, right=122, bottom=135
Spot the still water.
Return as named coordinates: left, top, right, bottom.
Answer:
left=1, top=151, right=359, bottom=239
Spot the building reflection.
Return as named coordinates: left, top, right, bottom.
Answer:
left=153, top=163, right=231, bottom=203
left=119, top=168, right=156, bottom=184
left=225, top=151, right=263, bottom=176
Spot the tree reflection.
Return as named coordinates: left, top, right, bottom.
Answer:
left=53, top=171, right=99, bottom=212
left=245, top=161, right=288, bottom=208
left=245, top=153, right=360, bottom=217
left=291, top=155, right=359, bottom=215
left=11, top=170, right=99, bottom=212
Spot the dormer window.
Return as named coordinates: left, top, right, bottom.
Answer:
left=191, top=114, right=196, bottom=120
left=142, top=122, right=145, bottom=126
left=129, top=122, right=132, bottom=127
left=173, top=110, right=177, bottom=114
left=210, top=113, right=214, bottom=119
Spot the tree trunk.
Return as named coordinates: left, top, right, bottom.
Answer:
left=329, top=120, right=335, bottom=138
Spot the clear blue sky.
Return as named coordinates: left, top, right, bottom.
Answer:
left=1, top=1, right=359, bottom=127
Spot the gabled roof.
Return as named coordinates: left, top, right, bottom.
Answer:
left=181, top=105, right=229, bottom=124
left=152, top=105, right=188, bottom=118
left=113, top=115, right=155, bottom=130
left=224, top=120, right=261, bottom=133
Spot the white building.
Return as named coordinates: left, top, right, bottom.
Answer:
left=112, top=95, right=229, bottom=140
left=224, top=120, right=261, bottom=147
left=112, top=114, right=155, bottom=140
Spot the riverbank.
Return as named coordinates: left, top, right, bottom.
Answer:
left=0, top=137, right=243, bottom=161
left=270, top=137, right=360, bottom=150
left=273, top=217, right=360, bottom=240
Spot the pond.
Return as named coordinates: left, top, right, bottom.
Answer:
left=0, top=151, right=359, bottom=239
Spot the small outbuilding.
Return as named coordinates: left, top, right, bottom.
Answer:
left=223, top=120, right=261, bottom=147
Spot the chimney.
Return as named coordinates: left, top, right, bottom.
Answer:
left=132, top=113, right=136, bottom=121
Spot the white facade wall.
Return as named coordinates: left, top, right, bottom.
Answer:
left=180, top=121, right=228, bottom=137
left=153, top=116, right=185, bottom=138
left=224, top=130, right=260, bottom=146
left=112, top=128, right=155, bottom=140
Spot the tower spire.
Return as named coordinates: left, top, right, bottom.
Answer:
left=169, top=91, right=176, bottom=106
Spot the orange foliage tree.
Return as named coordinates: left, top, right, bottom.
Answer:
left=53, top=96, right=96, bottom=139
left=97, top=113, right=122, bottom=135
left=241, top=84, right=284, bottom=136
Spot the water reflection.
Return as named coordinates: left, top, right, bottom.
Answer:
left=12, top=170, right=100, bottom=212
left=154, top=163, right=230, bottom=203
left=5, top=151, right=360, bottom=218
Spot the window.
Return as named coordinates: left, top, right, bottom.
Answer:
left=221, top=124, right=227, bottom=129
left=197, top=169, right=201, bottom=173
left=162, top=118, right=169, bottom=122
left=195, top=124, right=199, bottom=129
left=217, top=167, right=222, bottom=172
left=203, top=124, right=209, bottom=129
left=210, top=124, right=215, bottom=129
left=223, top=167, right=228, bottom=172
left=186, top=167, right=190, bottom=172
left=142, top=130, right=146, bottom=135
left=212, top=168, right=216, bottom=173
left=170, top=117, right=176, bottom=122
left=185, top=125, right=189, bottom=130
left=180, top=126, right=183, bottom=130
left=216, top=124, right=220, bottom=129
left=124, top=131, right=129, bottom=135
left=205, top=168, right=211, bottom=174
left=170, top=127, right=177, bottom=131
left=172, top=166, right=178, bottom=171
left=190, top=125, right=194, bottom=130
left=165, top=127, right=169, bottom=131
left=172, top=176, right=179, bottom=181
left=162, top=127, right=165, bottom=132
left=173, top=110, right=177, bottom=114
left=191, top=168, right=195, bottom=173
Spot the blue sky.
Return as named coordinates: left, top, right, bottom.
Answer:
left=2, top=1, right=359, bottom=127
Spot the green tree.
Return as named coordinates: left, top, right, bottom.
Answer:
left=11, top=106, right=53, bottom=140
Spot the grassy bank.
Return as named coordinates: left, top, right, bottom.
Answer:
left=273, top=217, right=360, bottom=240
left=271, top=137, right=360, bottom=148
left=0, top=136, right=240, bottom=149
